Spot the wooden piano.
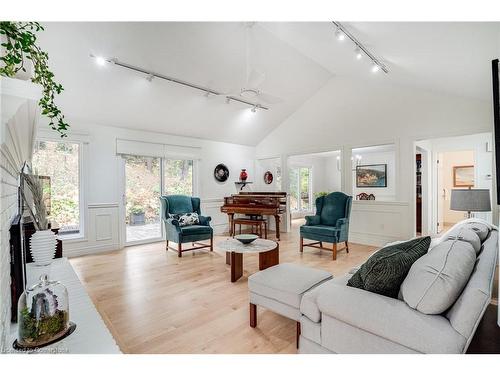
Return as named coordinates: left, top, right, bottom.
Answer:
left=220, top=192, right=287, bottom=240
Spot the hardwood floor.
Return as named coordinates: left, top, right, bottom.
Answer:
left=70, top=222, right=377, bottom=353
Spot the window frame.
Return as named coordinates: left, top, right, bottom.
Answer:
left=33, top=135, right=87, bottom=240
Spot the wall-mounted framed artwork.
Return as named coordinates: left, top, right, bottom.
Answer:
left=453, top=165, right=474, bottom=187
left=356, top=164, right=387, bottom=188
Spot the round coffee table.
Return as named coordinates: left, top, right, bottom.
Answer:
left=217, top=238, right=279, bottom=282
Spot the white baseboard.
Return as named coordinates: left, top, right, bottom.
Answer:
left=64, top=243, right=121, bottom=258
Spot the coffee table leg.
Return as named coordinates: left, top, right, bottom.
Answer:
left=225, top=251, right=231, bottom=265
left=258, top=244, right=279, bottom=271
left=231, top=251, right=243, bottom=282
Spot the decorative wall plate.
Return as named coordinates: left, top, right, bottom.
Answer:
left=264, top=171, right=273, bottom=184
left=214, top=164, right=230, bottom=182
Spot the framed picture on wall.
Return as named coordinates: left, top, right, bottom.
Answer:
left=356, top=164, right=387, bottom=188
left=453, top=165, right=474, bottom=187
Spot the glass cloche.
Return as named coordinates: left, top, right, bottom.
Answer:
left=17, top=274, right=70, bottom=348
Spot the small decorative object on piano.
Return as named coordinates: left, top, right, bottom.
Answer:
left=264, top=171, right=273, bottom=184
left=239, top=169, right=248, bottom=182
left=16, top=274, right=73, bottom=349
left=235, top=234, right=259, bottom=244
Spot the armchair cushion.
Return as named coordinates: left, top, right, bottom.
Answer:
left=300, top=225, right=340, bottom=238
left=180, top=225, right=213, bottom=235
left=347, top=236, right=431, bottom=299
left=317, top=283, right=466, bottom=353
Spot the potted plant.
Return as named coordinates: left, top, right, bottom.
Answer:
left=20, top=165, right=57, bottom=265
left=130, top=204, right=146, bottom=226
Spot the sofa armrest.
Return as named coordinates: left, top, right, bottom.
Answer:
left=199, top=215, right=212, bottom=226
left=305, top=215, right=321, bottom=226
left=317, top=284, right=466, bottom=353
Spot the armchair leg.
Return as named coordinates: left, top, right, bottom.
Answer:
left=166, top=240, right=169, bottom=250
left=178, top=242, right=182, bottom=258
left=332, top=243, right=337, bottom=261
left=300, top=236, right=304, bottom=252
left=210, top=235, right=213, bottom=251
left=345, top=241, right=349, bottom=253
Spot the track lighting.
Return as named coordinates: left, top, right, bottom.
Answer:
left=331, top=21, right=388, bottom=74
left=354, top=47, right=363, bottom=60
left=335, top=28, right=345, bottom=41
left=89, top=54, right=269, bottom=111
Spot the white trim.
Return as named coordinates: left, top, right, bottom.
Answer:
left=64, top=242, right=121, bottom=258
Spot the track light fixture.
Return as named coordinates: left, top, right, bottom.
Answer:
left=251, top=105, right=257, bottom=113
left=331, top=21, right=388, bottom=74
left=335, top=28, right=345, bottom=41
left=354, top=47, right=363, bottom=60
left=89, top=54, right=269, bottom=111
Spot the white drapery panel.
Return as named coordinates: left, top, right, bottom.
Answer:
left=1, top=100, right=39, bottom=174
left=115, top=138, right=202, bottom=160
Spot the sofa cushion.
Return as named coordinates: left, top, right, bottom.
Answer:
left=401, top=236, right=477, bottom=315
left=248, top=263, right=332, bottom=308
left=300, top=225, right=339, bottom=238
left=460, top=222, right=490, bottom=242
left=301, top=275, right=350, bottom=323
left=445, top=227, right=482, bottom=254
left=347, top=236, right=431, bottom=299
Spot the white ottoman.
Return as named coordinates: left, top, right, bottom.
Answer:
left=248, top=263, right=332, bottom=348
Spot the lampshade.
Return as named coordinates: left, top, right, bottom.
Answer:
left=450, top=189, right=491, bottom=212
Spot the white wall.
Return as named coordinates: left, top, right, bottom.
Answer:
left=256, top=75, right=493, bottom=245
left=46, top=122, right=256, bottom=257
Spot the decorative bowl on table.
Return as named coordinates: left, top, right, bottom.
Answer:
left=234, top=234, right=258, bottom=244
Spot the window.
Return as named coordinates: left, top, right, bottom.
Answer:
left=163, top=159, right=194, bottom=196
left=32, top=140, right=81, bottom=235
left=289, top=167, right=312, bottom=212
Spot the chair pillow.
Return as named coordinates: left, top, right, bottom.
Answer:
left=401, top=237, right=477, bottom=315
left=347, top=236, right=431, bottom=299
left=169, top=212, right=199, bottom=227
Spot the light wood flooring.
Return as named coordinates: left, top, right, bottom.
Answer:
left=70, top=221, right=377, bottom=354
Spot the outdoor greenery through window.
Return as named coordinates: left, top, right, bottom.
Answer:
left=164, top=159, right=193, bottom=196
left=289, top=167, right=311, bottom=211
left=32, top=140, right=80, bottom=234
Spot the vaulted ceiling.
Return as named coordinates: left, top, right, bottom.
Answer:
left=37, top=22, right=500, bottom=146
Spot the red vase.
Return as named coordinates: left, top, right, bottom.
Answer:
left=239, top=169, right=248, bottom=182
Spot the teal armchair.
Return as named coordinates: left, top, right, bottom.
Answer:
left=299, top=192, right=352, bottom=260
left=160, top=195, right=213, bottom=257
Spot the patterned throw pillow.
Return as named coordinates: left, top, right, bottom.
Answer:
left=169, top=212, right=199, bottom=227
left=347, top=236, right=431, bottom=299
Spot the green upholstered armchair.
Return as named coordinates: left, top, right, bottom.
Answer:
left=299, top=192, right=352, bottom=260
left=160, top=195, right=213, bottom=257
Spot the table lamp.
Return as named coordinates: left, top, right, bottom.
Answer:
left=450, top=189, right=491, bottom=218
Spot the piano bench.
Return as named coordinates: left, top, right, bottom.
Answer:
left=233, top=218, right=268, bottom=239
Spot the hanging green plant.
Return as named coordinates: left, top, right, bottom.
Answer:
left=0, top=21, right=69, bottom=136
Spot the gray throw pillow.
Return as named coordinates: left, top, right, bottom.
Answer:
left=401, top=235, right=477, bottom=315
left=347, top=236, right=431, bottom=299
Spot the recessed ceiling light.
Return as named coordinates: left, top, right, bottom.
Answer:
left=335, top=28, right=345, bottom=41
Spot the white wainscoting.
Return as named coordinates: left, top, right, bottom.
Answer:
left=349, top=200, right=412, bottom=247
left=63, top=203, right=120, bottom=258
left=201, top=198, right=228, bottom=235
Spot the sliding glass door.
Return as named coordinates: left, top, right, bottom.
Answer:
left=124, top=155, right=162, bottom=244
left=289, top=167, right=312, bottom=212
left=123, top=156, right=195, bottom=245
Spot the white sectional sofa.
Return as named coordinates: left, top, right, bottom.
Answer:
left=249, top=219, right=498, bottom=354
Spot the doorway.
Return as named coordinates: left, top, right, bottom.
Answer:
left=415, top=132, right=493, bottom=235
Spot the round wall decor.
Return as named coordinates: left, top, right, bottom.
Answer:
left=264, top=171, right=273, bottom=184
left=214, top=164, right=230, bottom=182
